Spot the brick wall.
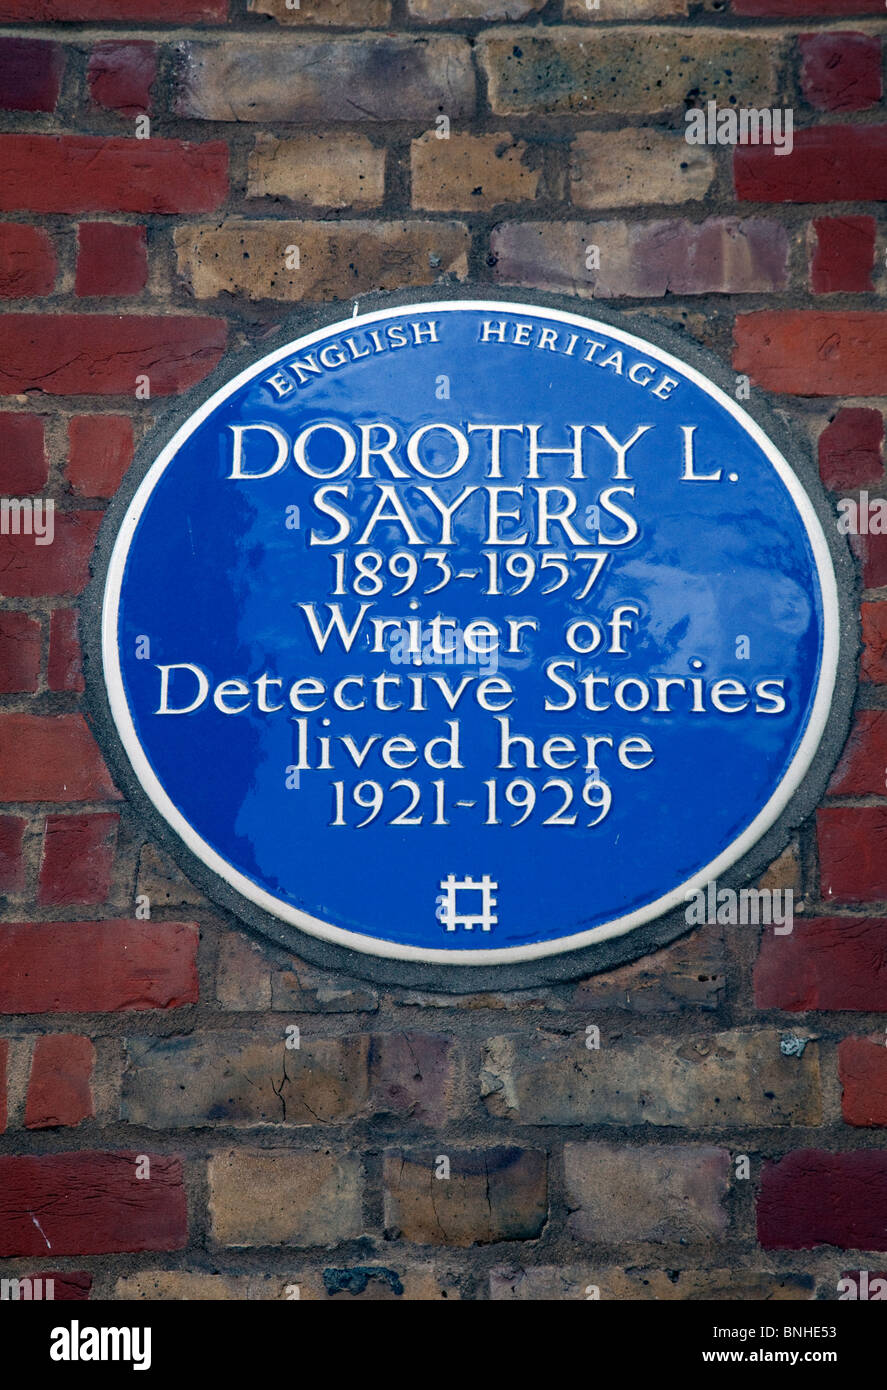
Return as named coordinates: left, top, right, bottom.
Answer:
left=0, top=0, right=885, bottom=1302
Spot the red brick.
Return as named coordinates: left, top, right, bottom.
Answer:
left=0, top=921, right=198, bottom=1013
left=852, top=532, right=887, bottom=590
left=735, top=0, right=884, bottom=15
left=839, top=1037, right=887, bottom=1126
left=819, top=806, right=887, bottom=900
left=862, top=601, right=887, bottom=683
left=819, top=407, right=884, bottom=489
left=0, top=611, right=40, bottom=692
left=0, top=714, right=117, bottom=802
left=0, top=315, right=226, bottom=397
left=66, top=415, right=134, bottom=499
left=0, top=1037, right=6, bottom=1132
left=88, top=41, right=156, bottom=115
left=0, top=224, right=55, bottom=297
left=755, top=915, right=887, bottom=1010
left=0, top=413, right=46, bottom=492
left=811, top=216, right=875, bottom=295
left=829, top=710, right=887, bottom=796
left=25, top=1034, right=95, bottom=1129
left=0, top=815, right=26, bottom=893
left=758, top=1150, right=887, bottom=1250
left=734, top=312, right=887, bottom=396
left=39, top=812, right=118, bottom=906
left=48, top=609, right=84, bottom=692
left=0, top=0, right=226, bottom=19
left=76, top=223, right=147, bottom=297
left=735, top=126, right=887, bottom=203
left=0, top=510, right=102, bottom=598
left=0, top=1151, right=187, bottom=1256
left=800, top=31, right=882, bottom=111
left=0, top=136, right=228, bottom=214
left=0, top=38, right=63, bottom=111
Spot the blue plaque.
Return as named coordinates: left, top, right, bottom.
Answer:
left=91, top=298, right=847, bottom=981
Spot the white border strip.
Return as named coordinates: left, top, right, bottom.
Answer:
left=102, top=301, right=840, bottom=964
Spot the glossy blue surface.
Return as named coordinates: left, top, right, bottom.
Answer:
left=108, top=305, right=829, bottom=959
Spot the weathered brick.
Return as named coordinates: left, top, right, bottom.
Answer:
left=839, top=1037, right=887, bottom=1126
left=0, top=413, right=47, bottom=492
left=370, top=1032, right=454, bottom=1124
left=0, top=1152, right=186, bottom=1256
left=175, top=220, right=469, bottom=301
left=566, top=0, right=687, bottom=13
left=116, top=1264, right=459, bottom=1299
left=0, top=511, right=101, bottom=598
left=136, top=843, right=204, bottom=910
left=0, top=611, right=41, bottom=692
left=829, top=710, right=887, bottom=795
left=755, top=916, right=887, bottom=1011
left=76, top=223, right=148, bottom=297
left=0, top=37, right=63, bottom=111
left=0, top=0, right=226, bottom=15
left=383, top=1148, right=546, bottom=1246
left=210, top=1148, right=363, bottom=1246
left=247, top=133, right=385, bottom=210
left=0, top=1037, right=6, bottom=1131
left=573, top=923, right=725, bottom=1012
left=818, top=806, right=887, bottom=900
left=735, top=126, right=887, bottom=203
left=177, top=37, right=475, bottom=123
left=122, top=1033, right=371, bottom=1127
left=122, top=1030, right=454, bottom=1126
left=215, top=932, right=272, bottom=1009
left=0, top=714, right=116, bottom=801
left=0, top=224, right=55, bottom=297
left=48, top=609, right=84, bottom=693
left=564, top=1142, right=730, bottom=1244
left=409, top=0, right=544, bottom=16
left=412, top=132, right=540, bottom=211
left=811, top=216, right=875, bottom=295
left=734, top=312, right=887, bottom=396
left=0, top=135, right=228, bottom=214
left=270, top=959, right=380, bottom=1013
left=0, top=815, right=26, bottom=893
left=569, top=128, right=713, bottom=210
left=66, top=415, right=134, bottom=498
left=88, top=41, right=156, bottom=115
left=215, top=932, right=379, bottom=1012
left=758, top=841, right=802, bottom=894
left=481, top=1029, right=820, bottom=1127
left=0, top=315, right=226, bottom=396
left=758, top=1150, right=887, bottom=1250
left=852, top=531, right=887, bottom=590
left=799, top=31, right=882, bottom=112
left=0, top=921, right=198, bottom=1013
left=489, top=1266, right=813, bottom=1300
left=818, top=407, right=883, bottom=489
left=479, top=28, right=775, bottom=116
left=38, top=812, right=119, bottom=906
left=250, top=0, right=390, bottom=22
left=25, top=1035, right=95, bottom=1129
left=492, top=217, right=788, bottom=298
left=862, top=601, right=887, bottom=683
